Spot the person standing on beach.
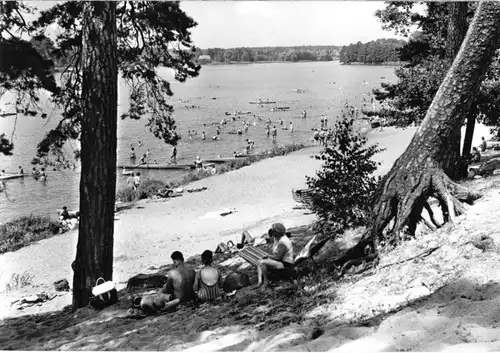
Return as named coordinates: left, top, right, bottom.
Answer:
left=171, top=145, right=177, bottom=163
left=201, top=131, right=206, bottom=140
left=289, top=122, right=294, bottom=133
left=18, top=166, right=24, bottom=175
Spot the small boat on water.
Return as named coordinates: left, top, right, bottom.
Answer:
left=0, top=174, right=25, bottom=181
left=249, top=100, right=276, bottom=104
left=122, top=168, right=134, bottom=176
left=292, top=89, right=306, bottom=93
left=271, top=106, right=290, bottom=112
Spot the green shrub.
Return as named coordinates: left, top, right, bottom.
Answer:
left=0, top=215, right=61, bottom=254
left=306, top=107, right=384, bottom=233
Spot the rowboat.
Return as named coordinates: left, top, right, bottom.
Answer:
left=271, top=106, right=290, bottom=112
left=0, top=174, right=25, bottom=181
left=116, top=164, right=195, bottom=170
left=249, top=101, right=276, bottom=104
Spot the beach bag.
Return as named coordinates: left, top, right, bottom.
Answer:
left=89, top=277, right=118, bottom=310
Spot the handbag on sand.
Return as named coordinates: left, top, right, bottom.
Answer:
left=89, top=277, right=118, bottom=310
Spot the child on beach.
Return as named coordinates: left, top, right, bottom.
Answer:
left=133, top=172, right=141, bottom=190
left=480, top=137, right=487, bottom=152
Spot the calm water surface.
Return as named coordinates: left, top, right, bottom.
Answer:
left=0, top=61, right=396, bottom=222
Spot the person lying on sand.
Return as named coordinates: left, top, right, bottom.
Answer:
left=255, top=223, right=294, bottom=290
left=193, top=250, right=223, bottom=302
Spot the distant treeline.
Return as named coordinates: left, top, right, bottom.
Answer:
left=339, top=38, right=406, bottom=64
left=195, top=45, right=341, bottom=64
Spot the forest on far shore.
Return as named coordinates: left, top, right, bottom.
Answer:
left=339, top=38, right=406, bottom=64
left=31, top=34, right=406, bottom=69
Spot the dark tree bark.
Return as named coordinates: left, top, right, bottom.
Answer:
left=444, top=2, right=469, bottom=180
left=368, top=2, right=500, bottom=245
left=72, top=1, right=117, bottom=310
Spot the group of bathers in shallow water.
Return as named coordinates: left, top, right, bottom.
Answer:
left=135, top=222, right=295, bottom=314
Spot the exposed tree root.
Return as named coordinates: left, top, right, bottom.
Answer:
left=332, top=167, right=482, bottom=276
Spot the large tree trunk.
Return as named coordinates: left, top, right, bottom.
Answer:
left=444, top=2, right=469, bottom=180
left=72, top=1, right=117, bottom=310
left=368, top=2, right=500, bottom=245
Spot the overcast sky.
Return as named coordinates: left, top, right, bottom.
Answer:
left=31, top=1, right=404, bottom=48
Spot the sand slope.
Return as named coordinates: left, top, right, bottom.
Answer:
left=0, top=127, right=418, bottom=318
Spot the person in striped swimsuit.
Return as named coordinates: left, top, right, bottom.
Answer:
left=193, top=250, right=222, bottom=302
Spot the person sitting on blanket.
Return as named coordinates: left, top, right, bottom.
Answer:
left=255, top=222, right=294, bottom=289
left=141, top=251, right=196, bottom=312
left=193, top=250, right=223, bottom=302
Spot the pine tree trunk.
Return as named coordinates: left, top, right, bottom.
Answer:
left=369, top=2, right=500, bottom=245
left=443, top=2, right=469, bottom=180
left=72, top=1, right=117, bottom=310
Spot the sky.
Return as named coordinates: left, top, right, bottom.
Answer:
left=30, top=1, right=405, bottom=49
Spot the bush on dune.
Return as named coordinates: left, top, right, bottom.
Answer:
left=307, top=106, right=384, bottom=234
left=0, top=215, right=60, bottom=254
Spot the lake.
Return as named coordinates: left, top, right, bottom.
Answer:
left=0, top=61, right=397, bottom=222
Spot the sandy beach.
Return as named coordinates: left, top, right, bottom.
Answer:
left=2, top=124, right=500, bottom=352
left=0, top=126, right=418, bottom=316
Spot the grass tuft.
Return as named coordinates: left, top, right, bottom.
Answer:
left=5, top=271, right=34, bottom=291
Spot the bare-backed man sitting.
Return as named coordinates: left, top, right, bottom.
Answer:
left=147, top=251, right=196, bottom=311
